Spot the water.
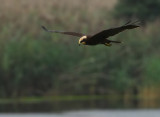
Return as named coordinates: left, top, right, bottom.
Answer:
left=0, top=110, right=160, bottom=117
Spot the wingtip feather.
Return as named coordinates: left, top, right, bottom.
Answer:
left=124, top=20, right=141, bottom=28
left=41, top=26, right=48, bottom=31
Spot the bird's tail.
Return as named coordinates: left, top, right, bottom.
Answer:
left=110, top=40, right=122, bottom=43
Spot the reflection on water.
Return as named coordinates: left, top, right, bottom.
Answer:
left=0, top=99, right=160, bottom=113
left=0, top=110, right=160, bottom=117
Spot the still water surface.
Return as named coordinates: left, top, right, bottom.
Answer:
left=0, top=110, right=160, bottom=117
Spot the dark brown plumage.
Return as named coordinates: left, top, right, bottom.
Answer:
left=42, top=21, right=140, bottom=46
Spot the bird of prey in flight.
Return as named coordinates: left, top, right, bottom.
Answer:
left=42, top=21, right=140, bottom=46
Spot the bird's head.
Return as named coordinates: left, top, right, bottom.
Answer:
left=79, top=36, right=87, bottom=46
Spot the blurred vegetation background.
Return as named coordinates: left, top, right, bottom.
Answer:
left=0, top=0, right=160, bottom=102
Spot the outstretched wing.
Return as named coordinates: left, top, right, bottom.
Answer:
left=42, top=26, right=84, bottom=37
left=90, top=21, right=140, bottom=41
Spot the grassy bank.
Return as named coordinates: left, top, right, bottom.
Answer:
left=0, top=95, right=122, bottom=104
